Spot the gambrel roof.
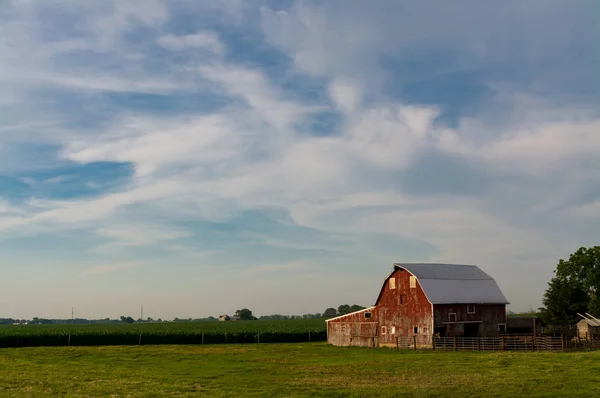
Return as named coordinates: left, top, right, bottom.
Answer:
left=376, top=263, right=509, bottom=305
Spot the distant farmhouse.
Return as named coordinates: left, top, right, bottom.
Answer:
left=326, top=263, right=509, bottom=347
left=218, top=314, right=240, bottom=322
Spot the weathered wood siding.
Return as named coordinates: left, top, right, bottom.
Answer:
left=375, top=268, right=433, bottom=346
left=433, top=304, right=506, bottom=337
left=327, top=308, right=379, bottom=347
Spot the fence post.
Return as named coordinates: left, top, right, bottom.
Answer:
left=396, top=336, right=399, bottom=351
left=532, top=335, right=536, bottom=352
left=257, top=332, right=260, bottom=344
left=202, top=333, right=204, bottom=344
left=432, top=335, right=436, bottom=351
left=501, top=336, right=505, bottom=351
left=139, top=333, right=142, bottom=345
left=308, top=331, right=311, bottom=342
left=453, top=337, right=457, bottom=351
left=413, top=335, right=417, bottom=351
left=68, top=334, right=71, bottom=347
left=477, top=337, right=481, bottom=351
left=561, top=334, right=566, bottom=352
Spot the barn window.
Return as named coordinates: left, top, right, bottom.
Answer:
left=409, top=276, right=416, bottom=288
left=467, top=304, right=475, bottom=314
left=391, top=326, right=396, bottom=335
left=364, top=312, right=372, bottom=319
left=448, top=313, right=457, bottom=323
left=399, top=294, right=407, bottom=305
left=381, top=326, right=387, bottom=336
left=498, top=323, right=506, bottom=334
left=389, top=278, right=396, bottom=289
left=413, top=326, right=418, bottom=334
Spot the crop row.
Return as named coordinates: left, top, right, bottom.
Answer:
left=0, top=320, right=327, bottom=348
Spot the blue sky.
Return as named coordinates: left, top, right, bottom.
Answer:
left=1, top=0, right=599, bottom=319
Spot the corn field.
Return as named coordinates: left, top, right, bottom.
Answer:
left=0, top=320, right=327, bottom=348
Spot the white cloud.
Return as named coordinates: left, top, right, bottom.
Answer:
left=85, top=0, right=169, bottom=48
left=62, top=114, right=242, bottom=177
left=0, top=199, right=23, bottom=215
left=328, top=79, right=361, bottom=113
left=198, top=63, right=322, bottom=132
left=1, top=0, right=598, bottom=316
left=157, top=31, right=224, bottom=54
left=96, top=224, right=192, bottom=247
left=436, top=118, right=600, bottom=175
left=346, top=104, right=439, bottom=169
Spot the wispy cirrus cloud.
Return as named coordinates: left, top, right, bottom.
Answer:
left=157, top=31, right=225, bottom=54
left=0, top=0, right=598, bottom=318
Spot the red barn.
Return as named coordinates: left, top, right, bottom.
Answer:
left=326, top=263, right=509, bottom=347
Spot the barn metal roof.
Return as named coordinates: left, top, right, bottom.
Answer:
left=393, top=263, right=510, bottom=305
left=577, top=318, right=600, bottom=326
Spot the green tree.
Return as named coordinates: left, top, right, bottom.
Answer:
left=350, top=304, right=366, bottom=312
left=120, top=316, right=134, bottom=324
left=539, top=246, right=600, bottom=324
left=539, top=276, right=588, bottom=325
left=337, top=304, right=365, bottom=315
left=337, top=304, right=351, bottom=315
left=235, top=308, right=255, bottom=320
left=323, top=308, right=337, bottom=317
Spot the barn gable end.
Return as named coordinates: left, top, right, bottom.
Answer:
left=375, top=267, right=433, bottom=344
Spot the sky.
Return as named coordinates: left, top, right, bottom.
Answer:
left=0, top=0, right=599, bottom=320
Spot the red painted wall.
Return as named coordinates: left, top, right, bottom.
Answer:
left=375, top=267, right=433, bottom=345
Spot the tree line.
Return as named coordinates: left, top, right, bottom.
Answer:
left=5, top=244, right=599, bottom=329
left=1, top=304, right=367, bottom=325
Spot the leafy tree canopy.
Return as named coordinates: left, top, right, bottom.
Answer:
left=539, top=246, right=600, bottom=325
left=323, top=308, right=337, bottom=318
left=235, top=308, right=256, bottom=320
left=337, top=304, right=366, bottom=316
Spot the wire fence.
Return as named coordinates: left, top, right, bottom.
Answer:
left=392, top=334, right=600, bottom=352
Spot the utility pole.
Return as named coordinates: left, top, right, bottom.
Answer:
left=71, top=307, right=74, bottom=322
left=141, top=304, right=143, bottom=321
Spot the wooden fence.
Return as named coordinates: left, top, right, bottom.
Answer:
left=394, top=334, right=600, bottom=352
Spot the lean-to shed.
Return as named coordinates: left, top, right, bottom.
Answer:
left=576, top=318, right=600, bottom=339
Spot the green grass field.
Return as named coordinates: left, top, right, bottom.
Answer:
left=1, top=343, right=599, bottom=397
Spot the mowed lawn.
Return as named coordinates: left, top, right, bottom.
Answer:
left=1, top=343, right=599, bottom=397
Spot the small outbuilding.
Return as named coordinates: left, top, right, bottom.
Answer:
left=576, top=318, right=600, bottom=340
left=326, top=263, right=509, bottom=347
